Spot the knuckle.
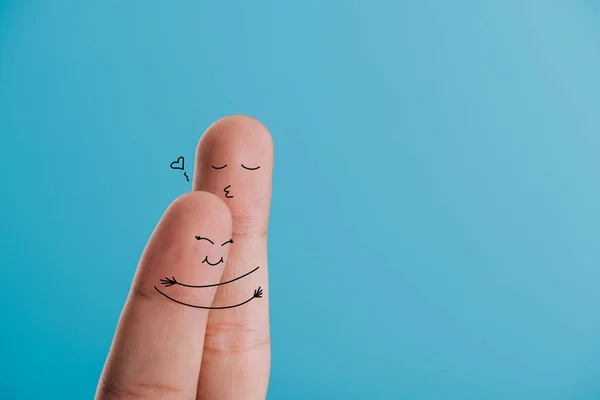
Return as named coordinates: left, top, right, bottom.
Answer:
left=204, top=322, right=271, bottom=355
left=96, top=379, right=141, bottom=399
left=96, top=378, right=184, bottom=399
left=231, top=213, right=268, bottom=238
left=130, top=284, right=154, bottom=303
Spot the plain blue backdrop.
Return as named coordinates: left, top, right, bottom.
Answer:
left=1, top=1, right=600, bottom=399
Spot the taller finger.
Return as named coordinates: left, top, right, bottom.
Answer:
left=193, top=115, right=273, bottom=400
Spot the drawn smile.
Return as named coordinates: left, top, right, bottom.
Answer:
left=202, top=256, right=224, bottom=266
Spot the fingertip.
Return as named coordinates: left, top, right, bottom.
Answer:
left=193, top=116, right=274, bottom=224
left=164, top=191, right=233, bottom=231
left=197, top=114, right=274, bottom=158
left=140, top=191, right=233, bottom=282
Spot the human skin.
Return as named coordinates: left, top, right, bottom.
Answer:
left=96, top=115, right=273, bottom=399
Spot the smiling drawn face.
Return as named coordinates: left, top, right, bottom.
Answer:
left=155, top=232, right=262, bottom=309
left=194, top=235, right=233, bottom=266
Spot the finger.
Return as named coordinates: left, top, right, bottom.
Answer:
left=96, top=192, right=233, bottom=400
left=193, top=115, right=273, bottom=400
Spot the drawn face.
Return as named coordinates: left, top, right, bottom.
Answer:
left=209, top=163, right=261, bottom=199
left=155, top=234, right=262, bottom=309
left=194, top=235, right=233, bottom=266
left=194, top=126, right=273, bottom=222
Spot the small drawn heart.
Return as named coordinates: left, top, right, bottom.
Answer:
left=170, top=156, right=185, bottom=170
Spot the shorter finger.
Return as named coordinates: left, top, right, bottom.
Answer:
left=96, top=192, right=232, bottom=399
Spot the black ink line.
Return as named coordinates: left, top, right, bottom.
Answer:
left=241, top=164, right=260, bottom=170
left=202, top=256, right=223, bottom=266
left=170, top=157, right=185, bottom=170
left=160, top=266, right=260, bottom=288
left=212, top=164, right=227, bottom=169
left=195, top=236, right=214, bottom=244
left=183, top=172, right=189, bottom=182
left=221, top=239, right=233, bottom=246
left=224, top=185, right=233, bottom=198
left=153, top=286, right=263, bottom=309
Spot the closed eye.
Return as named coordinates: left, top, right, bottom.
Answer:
left=211, top=164, right=227, bottom=170
left=195, top=236, right=214, bottom=244
left=221, top=239, right=234, bottom=246
left=241, top=164, right=260, bottom=170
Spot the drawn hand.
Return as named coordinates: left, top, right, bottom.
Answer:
left=96, top=116, right=273, bottom=400
left=159, top=276, right=178, bottom=287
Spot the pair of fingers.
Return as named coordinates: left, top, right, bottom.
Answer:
left=96, top=116, right=273, bottom=400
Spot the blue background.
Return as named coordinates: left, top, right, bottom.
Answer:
left=1, top=1, right=600, bottom=399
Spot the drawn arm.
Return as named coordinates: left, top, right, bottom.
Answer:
left=159, top=266, right=260, bottom=288
left=154, top=286, right=263, bottom=309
